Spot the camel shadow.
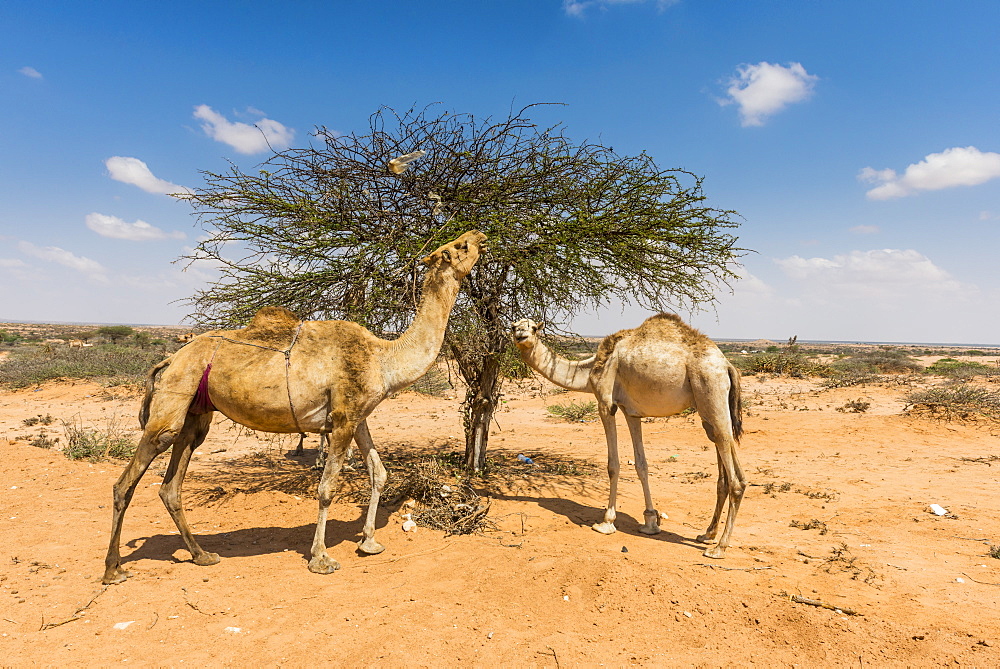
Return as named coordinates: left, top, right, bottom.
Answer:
left=120, top=509, right=389, bottom=568
left=493, top=492, right=703, bottom=550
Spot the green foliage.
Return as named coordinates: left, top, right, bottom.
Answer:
left=180, top=104, right=745, bottom=469
left=61, top=416, right=136, bottom=461
left=408, top=365, right=453, bottom=397
left=132, top=331, right=152, bottom=348
left=547, top=399, right=598, bottom=422
left=819, top=371, right=881, bottom=389
left=925, top=358, right=999, bottom=380
left=96, top=325, right=135, bottom=342
left=0, top=329, right=23, bottom=344
left=905, top=384, right=1000, bottom=420
left=0, top=343, right=166, bottom=388
left=830, top=347, right=922, bottom=374
left=732, top=336, right=820, bottom=378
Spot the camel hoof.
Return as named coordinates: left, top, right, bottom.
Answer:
left=357, top=538, right=386, bottom=555
left=308, top=555, right=341, bottom=574
left=591, top=522, right=617, bottom=535
left=638, top=523, right=661, bottom=536
left=702, top=545, right=726, bottom=559
left=695, top=532, right=717, bottom=544
left=102, top=568, right=130, bottom=585
left=193, top=552, right=221, bottom=567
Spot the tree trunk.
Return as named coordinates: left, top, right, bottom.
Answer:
left=463, top=354, right=501, bottom=471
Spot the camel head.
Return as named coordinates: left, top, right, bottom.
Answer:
left=422, top=230, right=488, bottom=279
left=511, top=318, right=544, bottom=348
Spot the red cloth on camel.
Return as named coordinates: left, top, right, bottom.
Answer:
left=189, top=364, right=215, bottom=414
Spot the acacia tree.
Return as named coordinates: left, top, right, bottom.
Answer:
left=181, top=104, right=744, bottom=470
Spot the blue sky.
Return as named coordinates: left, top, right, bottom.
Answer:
left=3, top=1, right=999, bottom=343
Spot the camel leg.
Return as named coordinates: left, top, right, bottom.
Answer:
left=696, top=442, right=728, bottom=544
left=103, top=423, right=183, bottom=584
left=592, top=403, right=620, bottom=535
left=293, top=433, right=306, bottom=456
left=307, top=422, right=354, bottom=574
left=624, top=414, right=661, bottom=535
left=158, top=412, right=219, bottom=567
left=313, top=433, right=328, bottom=471
left=353, top=420, right=387, bottom=555
left=694, top=400, right=746, bottom=559
left=704, top=441, right=746, bottom=558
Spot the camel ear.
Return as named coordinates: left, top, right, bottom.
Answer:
left=422, top=251, right=437, bottom=266
left=441, top=248, right=453, bottom=263
left=535, top=321, right=545, bottom=332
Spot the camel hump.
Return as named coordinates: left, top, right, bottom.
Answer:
left=239, top=306, right=301, bottom=347
left=639, top=313, right=712, bottom=351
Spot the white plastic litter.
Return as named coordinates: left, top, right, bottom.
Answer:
left=113, top=621, right=135, bottom=630
left=929, top=504, right=948, bottom=516
left=402, top=520, right=417, bottom=532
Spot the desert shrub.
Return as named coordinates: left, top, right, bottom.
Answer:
left=22, top=413, right=55, bottom=426
left=989, top=545, right=1000, bottom=560
left=830, top=347, right=922, bottom=374
left=0, top=344, right=166, bottom=388
left=0, top=329, right=24, bottom=344
left=96, top=325, right=135, bottom=342
left=730, top=336, right=820, bottom=377
left=547, top=399, right=598, bottom=422
left=925, top=358, right=1000, bottom=380
left=905, top=384, right=1000, bottom=420
left=408, top=365, right=453, bottom=397
left=30, top=429, right=59, bottom=449
left=819, top=371, right=881, bottom=389
left=61, top=416, right=136, bottom=461
left=836, top=399, right=871, bottom=413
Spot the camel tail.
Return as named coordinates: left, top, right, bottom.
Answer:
left=139, top=357, right=172, bottom=428
left=728, top=364, right=743, bottom=442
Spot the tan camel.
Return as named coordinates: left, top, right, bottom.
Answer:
left=512, top=314, right=746, bottom=558
left=103, top=230, right=488, bottom=584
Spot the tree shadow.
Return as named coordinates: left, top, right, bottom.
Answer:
left=492, top=492, right=702, bottom=550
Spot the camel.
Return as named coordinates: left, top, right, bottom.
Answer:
left=102, top=230, right=488, bottom=584
left=512, top=314, right=746, bottom=558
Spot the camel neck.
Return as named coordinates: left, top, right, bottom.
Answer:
left=382, top=270, right=460, bottom=392
left=521, top=340, right=593, bottom=392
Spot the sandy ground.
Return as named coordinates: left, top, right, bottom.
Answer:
left=2, top=372, right=1000, bottom=666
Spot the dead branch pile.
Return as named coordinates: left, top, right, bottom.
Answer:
left=385, top=457, right=492, bottom=535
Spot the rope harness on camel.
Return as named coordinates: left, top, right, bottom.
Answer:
left=189, top=321, right=307, bottom=434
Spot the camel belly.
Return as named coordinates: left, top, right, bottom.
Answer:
left=205, top=355, right=330, bottom=433
left=612, top=363, right=694, bottom=418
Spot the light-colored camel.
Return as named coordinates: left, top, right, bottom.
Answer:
left=103, top=230, right=488, bottom=584
left=512, top=314, right=746, bottom=558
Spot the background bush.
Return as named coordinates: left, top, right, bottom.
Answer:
left=0, top=343, right=169, bottom=389
left=905, top=384, right=1000, bottom=420
left=924, top=358, right=1000, bottom=381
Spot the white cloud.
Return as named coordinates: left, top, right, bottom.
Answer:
left=849, top=225, right=879, bottom=235
left=721, top=62, right=818, bottom=127
left=859, top=147, right=1000, bottom=200
left=563, top=0, right=677, bottom=16
left=85, top=213, right=185, bottom=241
left=18, top=241, right=109, bottom=283
left=19, top=66, right=42, bottom=79
left=775, top=248, right=965, bottom=299
left=193, top=104, right=294, bottom=154
left=0, top=258, right=27, bottom=268
left=105, top=156, right=192, bottom=196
